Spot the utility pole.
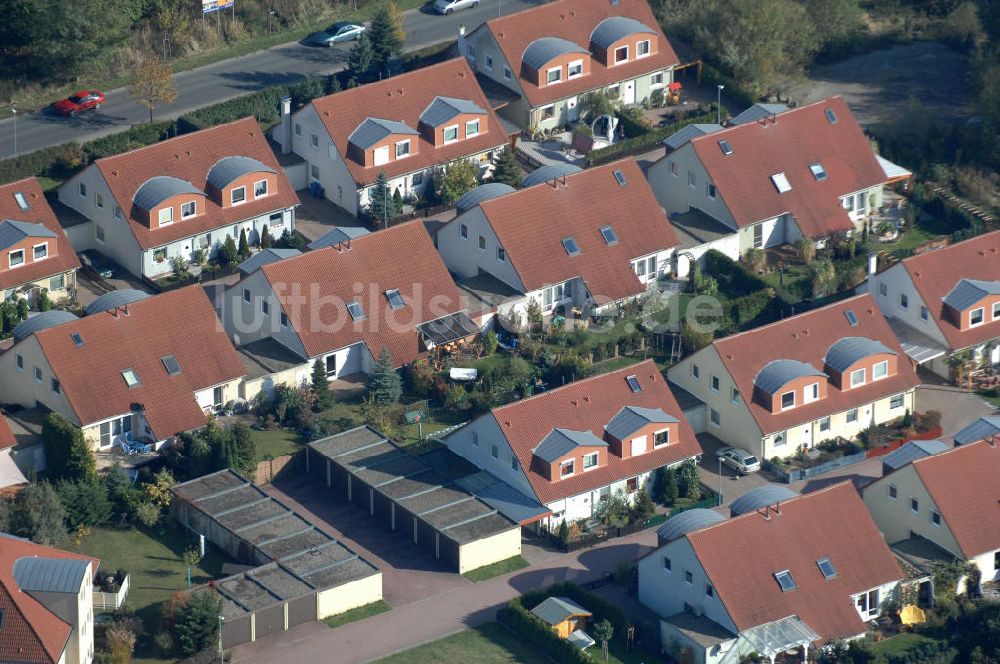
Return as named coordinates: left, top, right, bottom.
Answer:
left=716, top=85, right=724, bottom=125
left=718, top=456, right=723, bottom=506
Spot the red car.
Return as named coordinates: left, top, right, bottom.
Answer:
left=53, top=90, right=105, bottom=116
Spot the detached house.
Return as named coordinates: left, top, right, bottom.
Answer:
left=272, top=58, right=507, bottom=216
left=647, top=97, right=906, bottom=270
left=460, top=0, right=679, bottom=131
left=442, top=360, right=700, bottom=530
left=0, top=532, right=101, bottom=664
left=58, top=118, right=300, bottom=279
left=0, top=286, right=245, bottom=452
left=669, top=294, right=920, bottom=460
left=869, top=229, right=1000, bottom=381
left=0, top=178, right=80, bottom=308
left=863, top=440, right=1000, bottom=591
left=436, top=159, right=680, bottom=320
left=638, top=483, right=903, bottom=664
left=220, top=220, right=477, bottom=398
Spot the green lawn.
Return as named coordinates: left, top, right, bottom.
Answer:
left=322, top=600, right=392, bottom=629
left=976, top=390, right=1000, bottom=409
left=865, top=215, right=951, bottom=259
left=462, top=556, right=530, bottom=583
left=376, top=623, right=553, bottom=664
left=62, top=524, right=229, bottom=662
left=250, top=427, right=301, bottom=460
left=871, top=632, right=940, bottom=657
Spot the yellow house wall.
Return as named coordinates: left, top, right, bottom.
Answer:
left=457, top=526, right=522, bottom=574
left=315, top=572, right=383, bottom=620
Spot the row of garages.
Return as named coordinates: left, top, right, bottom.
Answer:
left=171, top=469, right=383, bottom=648
left=306, top=426, right=524, bottom=574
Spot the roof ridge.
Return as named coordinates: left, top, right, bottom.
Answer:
left=713, top=293, right=872, bottom=347
left=95, top=117, right=257, bottom=165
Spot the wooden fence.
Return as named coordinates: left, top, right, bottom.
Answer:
left=253, top=451, right=301, bottom=485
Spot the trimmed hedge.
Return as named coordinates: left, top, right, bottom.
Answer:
left=585, top=111, right=720, bottom=167
left=703, top=249, right=768, bottom=296
left=519, top=582, right=627, bottom=645
left=504, top=601, right=590, bottom=664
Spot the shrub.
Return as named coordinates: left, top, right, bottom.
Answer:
left=504, top=600, right=589, bottom=664
left=585, top=112, right=719, bottom=166
left=730, top=289, right=774, bottom=328
left=703, top=249, right=768, bottom=295
left=917, top=410, right=942, bottom=433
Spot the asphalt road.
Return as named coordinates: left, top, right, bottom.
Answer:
left=0, top=0, right=539, bottom=159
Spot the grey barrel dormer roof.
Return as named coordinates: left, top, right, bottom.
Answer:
left=824, top=337, right=896, bottom=373
left=207, top=156, right=276, bottom=190
left=605, top=406, right=677, bottom=441
left=238, top=248, right=302, bottom=277
left=953, top=416, right=1000, bottom=445
left=454, top=183, right=516, bottom=214
left=0, top=220, right=57, bottom=251
left=85, top=289, right=151, bottom=316
left=419, top=96, right=487, bottom=128
left=347, top=118, right=418, bottom=150
left=942, top=278, right=1000, bottom=311
left=532, top=428, right=607, bottom=463
left=656, top=508, right=725, bottom=542
left=753, top=359, right=827, bottom=395
left=522, top=37, right=590, bottom=70
left=881, top=439, right=949, bottom=471
left=729, top=485, right=797, bottom=517
left=521, top=163, right=583, bottom=188
left=663, top=123, right=723, bottom=151
left=590, top=16, right=658, bottom=49
left=12, top=310, right=79, bottom=342
left=133, top=176, right=202, bottom=211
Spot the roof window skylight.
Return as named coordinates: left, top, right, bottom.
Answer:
left=70, top=332, right=84, bottom=348
left=613, top=169, right=627, bottom=187
left=810, top=163, right=827, bottom=181
left=718, top=140, right=733, bottom=156
left=161, top=355, right=182, bottom=376
left=771, top=172, right=791, bottom=193
left=775, top=570, right=797, bottom=592
left=817, top=557, right=837, bottom=580
left=347, top=300, right=366, bottom=321
left=562, top=237, right=581, bottom=256
left=385, top=289, right=406, bottom=310
left=626, top=375, right=641, bottom=392
left=122, top=368, right=141, bottom=388
left=600, top=225, right=619, bottom=246
left=845, top=310, right=858, bottom=327
left=824, top=108, right=838, bottom=124
left=13, top=192, right=29, bottom=211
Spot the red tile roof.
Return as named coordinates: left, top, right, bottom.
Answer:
left=911, top=441, right=1000, bottom=558
left=899, top=229, right=1000, bottom=352
left=262, top=220, right=466, bottom=365
left=489, top=360, right=700, bottom=504
left=0, top=178, right=80, bottom=293
left=710, top=294, right=920, bottom=435
left=0, top=534, right=99, bottom=664
left=481, top=0, right=679, bottom=108
left=0, top=414, right=14, bottom=450
left=477, top=160, right=679, bottom=303
left=94, top=118, right=300, bottom=251
left=687, top=482, right=903, bottom=641
left=689, top=97, right=886, bottom=238
left=310, top=59, right=507, bottom=188
left=32, top=285, right=244, bottom=439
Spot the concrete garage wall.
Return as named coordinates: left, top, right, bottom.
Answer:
left=316, top=572, right=384, bottom=620
left=287, top=594, right=316, bottom=627
left=222, top=615, right=253, bottom=649
left=458, top=527, right=522, bottom=574
left=254, top=604, right=286, bottom=641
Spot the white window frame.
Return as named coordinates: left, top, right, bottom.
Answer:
left=546, top=66, right=562, bottom=85
left=567, top=59, right=584, bottom=79
left=231, top=186, right=247, bottom=205
left=582, top=452, right=599, bottom=470
left=709, top=408, right=720, bottom=427
left=970, top=307, right=985, bottom=327
left=691, top=364, right=700, bottom=380
left=560, top=459, right=575, bottom=478
left=496, top=246, right=506, bottom=263
left=79, top=182, right=87, bottom=198
left=931, top=509, right=941, bottom=527
left=465, top=119, right=480, bottom=137
left=900, top=293, right=908, bottom=310
left=650, top=72, right=664, bottom=88
left=873, top=360, right=889, bottom=381
left=780, top=390, right=796, bottom=411
left=711, top=375, right=720, bottom=393
left=8, top=249, right=25, bottom=269
left=850, top=368, right=866, bottom=388
left=242, top=289, right=251, bottom=304
left=731, top=387, right=740, bottom=404
left=49, top=274, right=65, bottom=291
left=614, top=44, right=629, bottom=64
left=653, top=429, right=669, bottom=447
left=636, top=39, right=651, bottom=58
left=181, top=200, right=197, bottom=219
left=395, top=139, right=412, bottom=159
left=878, top=282, right=887, bottom=297
left=847, top=408, right=859, bottom=423
left=994, top=302, right=1000, bottom=320
left=803, top=382, right=819, bottom=404
left=920, top=305, right=929, bottom=321
left=254, top=179, right=269, bottom=198
left=855, top=588, right=880, bottom=620
left=460, top=223, right=468, bottom=239
left=96, top=193, right=104, bottom=208
left=310, top=133, right=319, bottom=149
left=114, top=204, right=123, bottom=220
left=158, top=207, right=173, bottom=226
left=32, top=242, right=48, bottom=261
left=707, top=183, right=716, bottom=199
left=443, top=125, right=459, bottom=144
left=888, top=483, right=897, bottom=500
left=261, top=300, right=270, bottom=317
left=541, top=104, right=555, bottom=120
left=819, top=416, right=831, bottom=432
left=890, top=393, right=905, bottom=410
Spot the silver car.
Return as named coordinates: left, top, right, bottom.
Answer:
left=310, top=21, right=366, bottom=46
left=716, top=447, right=761, bottom=475
left=433, top=0, right=479, bottom=14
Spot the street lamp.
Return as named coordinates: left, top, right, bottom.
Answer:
left=217, top=615, right=225, bottom=663
left=717, top=456, right=723, bottom=506
left=11, top=107, right=17, bottom=158
left=383, top=178, right=389, bottom=230
left=716, top=85, right=724, bottom=126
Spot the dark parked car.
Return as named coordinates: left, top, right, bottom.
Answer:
left=79, top=250, right=115, bottom=280
left=52, top=90, right=105, bottom=116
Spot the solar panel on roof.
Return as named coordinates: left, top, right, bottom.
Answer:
left=562, top=237, right=580, bottom=256
left=347, top=301, right=365, bottom=321
left=613, top=169, right=627, bottom=187
left=845, top=310, right=858, bottom=327
left=718, top=140, right=733, bottom=156
left=162, top=355, right=182, bottom=375
left=824, top=108, right=837, bottom=124
left=600, top=225, right=618, bottom=246
left=385, top=289, right=405, bottom=310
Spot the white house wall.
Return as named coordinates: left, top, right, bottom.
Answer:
left=647, top=145, right=738, bottom=230
left=871, top=263, right=950, bottom=351
left=444, top=415, right=537, bottom=499
left=437, top=207, right=527, bottom=287
left=221, top=270, right=308, bottom=358
left=280, top=104, right=361, bottom=215
left=0, top=335, right=82, bottom=426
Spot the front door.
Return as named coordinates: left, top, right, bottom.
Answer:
left=621, top=80, right=636, bottom=105
left=325, top=354, right=337, bottom=378
left=753, top=223, right=764, bottom=249
left=566, top=97, right=579, bottom=122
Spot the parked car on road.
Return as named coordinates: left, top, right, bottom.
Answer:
left=432, top=0, right=479, bottom=14
left=308, top=22, right=366, bottom=46
left=52, top=90, right=105, bottom=116
left=716, top=447, right=761, bottom=475
left=79, top=250, right=115, bottom=280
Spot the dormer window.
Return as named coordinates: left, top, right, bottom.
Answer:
left=158, top=208, right=173, bottom=226
left=560, top=459, right=575, bottom=477
left=546, top=67, right=562, bottom=84
left=803, top=383, right=819, bottom=403
left=614, top=45, right=629, bottom=63
left=583, top=452, right=598, bottom=470
left=443, top=126, right=459, bottom=144
left=970, top=307, right=985, bottom=326
left=994, top=302, right=1000, bottom=320
left=181, top=201, right=197, bottom=219
left=873, top=361, right=889, bottom=380
left=780, top=391, right=795, bottom=410
left=254, top=179, right=269, bottom=198
left=395, top=140, right=411, bottom=158
left=465, top=119, right=480, bottom=137
left=33, top=243, right=48, bottom=261
left=636, top=40, right=650, bottom=58
left=850, top=368, right=866, bottom=387
left=567, top=60, right=584, bottom=78
left=654, top=430, right=669, bottom=447
left=231, top=186, right=246, bottom=205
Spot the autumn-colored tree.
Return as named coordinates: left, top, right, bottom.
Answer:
left=130, top=54, right=178, bottom=124
left=143, top=468, right=176, bottom=510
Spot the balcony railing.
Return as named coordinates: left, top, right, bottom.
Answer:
left=93, top=574, right=130, bottom=612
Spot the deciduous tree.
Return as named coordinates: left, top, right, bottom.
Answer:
left=437, top=160, right=479, bottom=205
left=130, top=53, right=178, bottom=124
left=10, top=482, right=67, bottom=544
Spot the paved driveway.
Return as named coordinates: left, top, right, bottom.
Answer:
left=695, top=432, right=772, bottom=509
left=915, top=384, right=997, bottom=438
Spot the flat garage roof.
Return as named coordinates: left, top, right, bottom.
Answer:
left=309, top=426, right=519, bottom=545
